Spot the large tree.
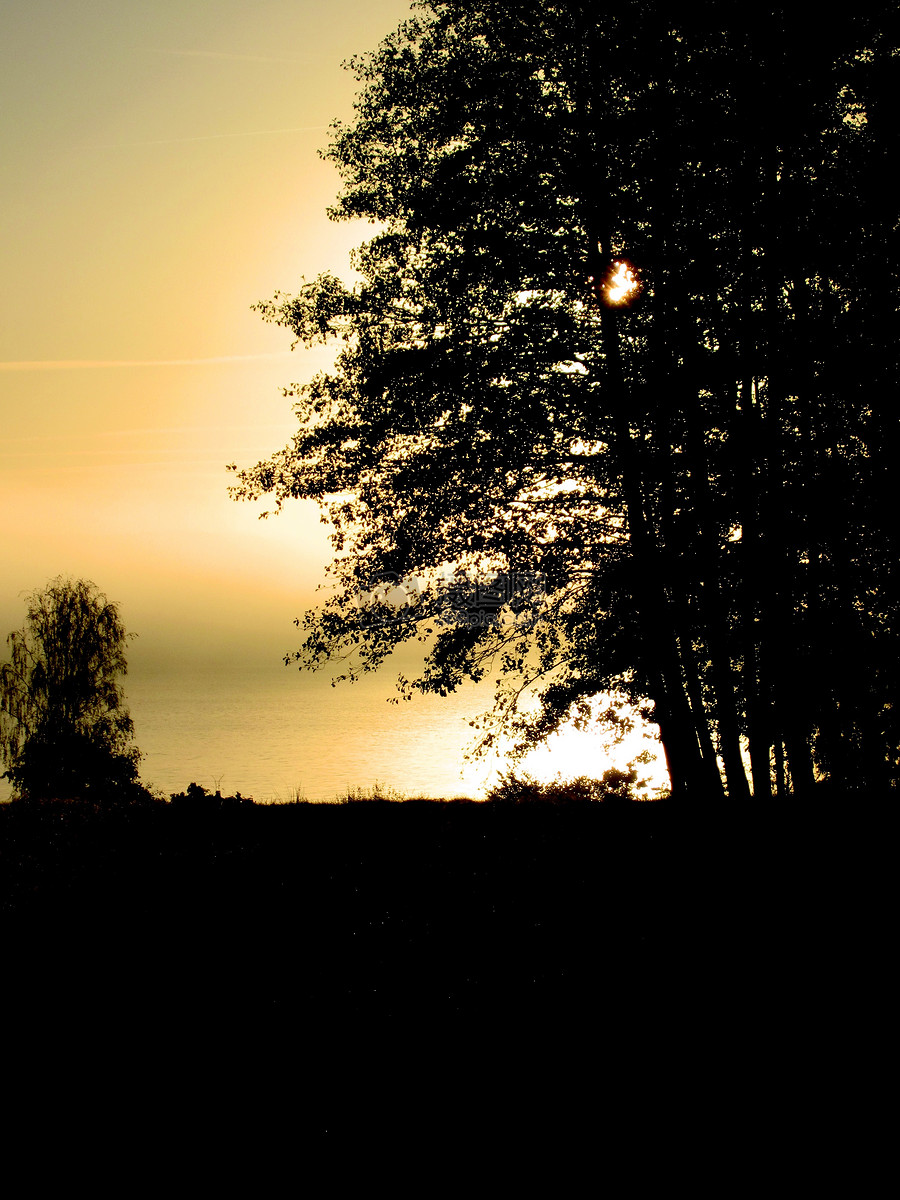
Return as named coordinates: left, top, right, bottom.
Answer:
left=0, top=578, right=145, bottom=801
left=231, top=1, right=898, bottom=799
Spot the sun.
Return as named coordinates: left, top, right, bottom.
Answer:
left=605, top=260, right=640, bottom=305
left=515, top=701, right=669, bottom=798
left=587, top=258, right=642, bottom=308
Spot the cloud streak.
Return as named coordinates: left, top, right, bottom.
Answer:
left=4, top=424, right=292, bottom=442
left=77, top=126, right=328, bottom=150
left=147, top=48, right=312, bottom=65
left=0, top=353, right=295, bottom=372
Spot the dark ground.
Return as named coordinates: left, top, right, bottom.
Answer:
left=0, top=794, right=883, bottom=1157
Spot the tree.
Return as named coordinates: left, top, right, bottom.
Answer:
left=0, top=578, right=145, bottom=801
left=230, top=1, right=898, bottom=799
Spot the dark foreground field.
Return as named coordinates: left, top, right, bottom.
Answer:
left=0, top=794, right=883, bottom=1155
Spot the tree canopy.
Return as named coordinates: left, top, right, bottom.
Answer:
left=0, top=578, right=145, bottom=802
left=230, top=0, right=899, bottom=800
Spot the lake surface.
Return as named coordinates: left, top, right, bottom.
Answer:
left=0, top=659, right=667, bottom=803
left=123, top=662, right=508, bottom=802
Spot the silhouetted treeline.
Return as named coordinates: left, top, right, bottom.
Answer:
left=233, top=2, right=898, bottom=802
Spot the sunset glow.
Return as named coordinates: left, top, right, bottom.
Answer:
left=0, top=0, right=665, bottom=801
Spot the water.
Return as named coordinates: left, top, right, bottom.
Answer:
left=125, top=662, right=510, bottom=802
left=1, top=660, right=667, bottom=804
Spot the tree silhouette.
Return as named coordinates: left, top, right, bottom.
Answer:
left=0, top=578, right=145, bottom=801
left=231, top=1, right=898, bottom=799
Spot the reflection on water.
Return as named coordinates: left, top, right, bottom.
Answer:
left=0, top=659, right=667, bottom=803
left=126, top=663, right=504, bottom=802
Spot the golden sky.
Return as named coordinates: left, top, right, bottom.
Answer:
left=0, top=0, right=672, bottom=799
left=1, top=0, right=415, bottom=669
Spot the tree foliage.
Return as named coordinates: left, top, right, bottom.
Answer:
left=0, top=578, right=145, bottom=801
left=230, top=1, right=899, bottom=799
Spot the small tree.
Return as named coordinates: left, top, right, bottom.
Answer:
left=0, top=578, right=145, bottom=801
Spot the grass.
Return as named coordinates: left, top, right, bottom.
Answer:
left=337, top=778, right=410, bottom=804
left=0, top=780, right=877, bottom=1052
left=0, top=776, right=883, bottom=1165
left=0, top=775, right=881, bottom=1155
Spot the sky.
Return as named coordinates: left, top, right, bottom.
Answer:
left=1, top=0, right=416, bottom=670
left=1, top=1, right=669, bottom=797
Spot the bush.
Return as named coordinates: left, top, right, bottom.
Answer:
left=169, top=782, right=254, bottom=809
left=486, top=766, right=647, bottom=805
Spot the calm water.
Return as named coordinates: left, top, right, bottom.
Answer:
left=0, top=660, right=665, bottom=803
left=126, top=662, right=512, bottom=803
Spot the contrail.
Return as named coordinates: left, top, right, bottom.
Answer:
left=147, top=48, right=313, bottom=65
left=5, top=424, right=294, bottom=441
left=77, top=126, right=328, bottom=149
left=0, top=353, right=295, bottom=371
